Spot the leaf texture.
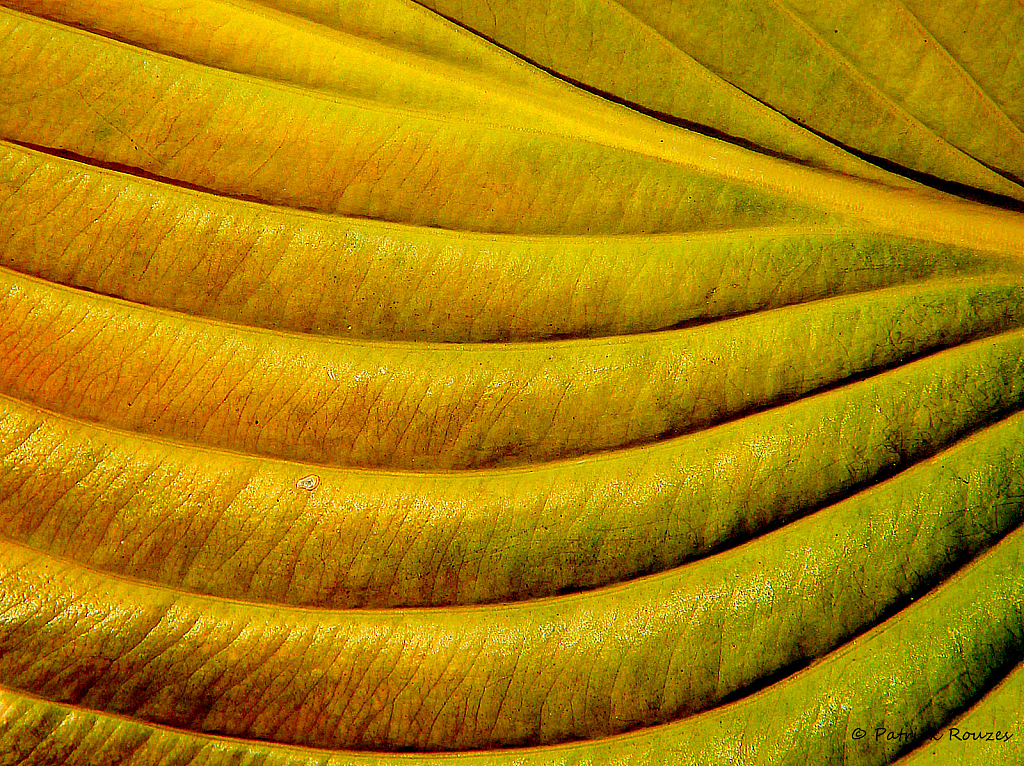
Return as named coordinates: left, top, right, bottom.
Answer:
left=0, top=1, right=1022, bottom=765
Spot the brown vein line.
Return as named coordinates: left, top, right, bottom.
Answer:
left=926, top=655, right=1024, bottom=734
left=0, top=684, right=368, bottom=757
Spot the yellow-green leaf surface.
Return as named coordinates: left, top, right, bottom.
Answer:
left=0, top=1, right=1022, bottom=765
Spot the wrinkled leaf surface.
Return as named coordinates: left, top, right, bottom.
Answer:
left=0, top=1, right=1023, bottom=765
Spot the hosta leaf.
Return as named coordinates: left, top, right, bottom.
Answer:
left=5, top=268, right=1024, bottom=469
left=0, top=1, right=1022, bottom=766
left=896, top=660, right=1024, bottom=765
left=416, top=0, right=1024, bottom=200
left=1, top=520, right=1023, bottom=763
left=1, top=0, right=918, bottom=189
left=0, top=8, right=818, bottom=235
left=1, top=0, right=586, bottom=130
left=0, top=408, right=1023, bottom=751
left=0, top=142, right=1014, bottom=341
left=1, top=329, right=1023, bottom=607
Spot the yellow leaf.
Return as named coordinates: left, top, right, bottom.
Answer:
left=0, top=1, right=1022, bottom=764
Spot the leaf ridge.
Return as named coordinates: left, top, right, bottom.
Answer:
left=1, top=508, right=1024, bottom=760
left=890, top=0, right=1024, bottom=173
left=767, top=0, right=1024, bottom=198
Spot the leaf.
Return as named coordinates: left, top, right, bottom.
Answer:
left=0, top=1, right=1022, bottom=765
left=414, top=0, right=1024, bottom=198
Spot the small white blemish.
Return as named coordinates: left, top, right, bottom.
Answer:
left=327, top=367, right=337, bottom=381
left=297, top=474, right=320, bottom=491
